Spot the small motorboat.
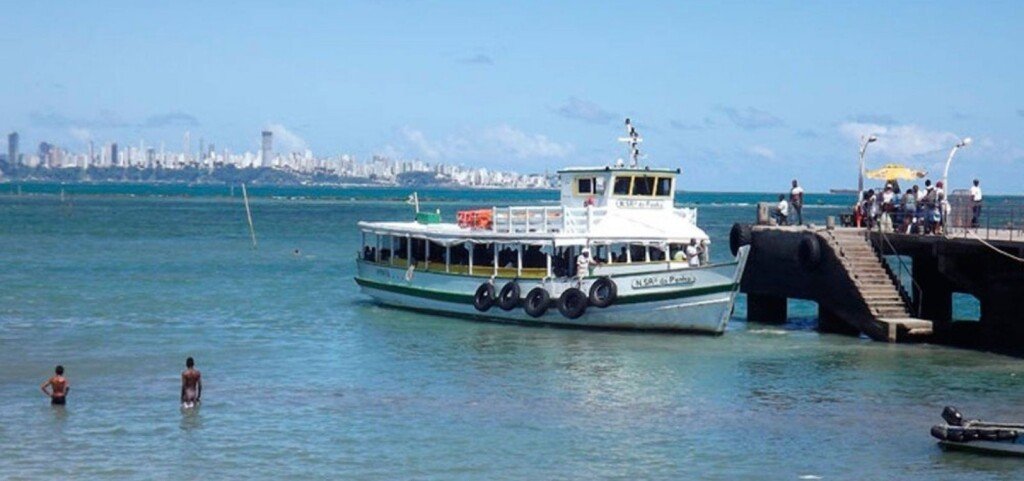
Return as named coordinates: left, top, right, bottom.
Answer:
left=931, top=406, right=1024, bottom=457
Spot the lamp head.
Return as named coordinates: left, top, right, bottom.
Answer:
left=959, top=137, right=972, bottom=148
left=868, top=135, right=878, bottom=143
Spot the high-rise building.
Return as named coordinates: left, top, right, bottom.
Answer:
left=7, top=132, right=18, bottom=166
left=38, top=142, right=53, bottom=167
left=111, top=143, right=119, bottom=167
left=261, top=130, right=273, bottom=168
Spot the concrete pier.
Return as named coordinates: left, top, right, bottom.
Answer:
left=733, top=223, right=1024, bottom=350
left=878, top=231, right=1024, bottom=351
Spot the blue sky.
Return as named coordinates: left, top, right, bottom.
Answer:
left=2, top=1, right=1022, bottom=192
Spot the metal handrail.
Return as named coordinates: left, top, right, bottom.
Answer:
left=871, top=224, right=923, bottom=318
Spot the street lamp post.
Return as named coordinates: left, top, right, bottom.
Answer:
left=858, top=135, right=878, bottom=201
left=942, top=137, right=972, bottom=191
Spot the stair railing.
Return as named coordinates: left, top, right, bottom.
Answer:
left=870, top=223, right=923, bottom=317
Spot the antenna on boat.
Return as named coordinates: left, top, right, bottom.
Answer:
left=617, top=118, right=643, bottom=167
left=406, top=191, right=420, bottom=214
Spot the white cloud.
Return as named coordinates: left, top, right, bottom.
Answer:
left=838, top=122, right=962, bottom=159
left=266, top=123, right=307, bottom=152
left=747, top=145, right=775, bottom=159
left=68, top=127, right=92, bottom=143
left=481, top=124, right=573, bottom=158
left=556, top=97, right=616, bottom=124
left=396, top=125, right=572, bottom=161
left=400, top=127, right=442, bottom=160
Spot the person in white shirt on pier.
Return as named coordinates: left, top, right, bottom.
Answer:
left=789, top=180, right=804, bottom=226
left=970, top=179, right=983, bottom=228
left=774, top=194, right=789, bottom=226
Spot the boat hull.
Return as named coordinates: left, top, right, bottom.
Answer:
left=354, top=249, right=748, bottom=333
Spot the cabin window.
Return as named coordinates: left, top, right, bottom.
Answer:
left=609, top=243, right=630, bottom=263
left=577, top=178, right=594, bottom=194
left=522, top=245, right=548, bottom=268
left=613, top=176, right=631, bottom=195
left=656, top=177, right=673, bottom=197
left=576, top=177, right=605, bottom=195
left=629, top=243, right=648, bottom=263
left=428, top=241, right=446, bottom=264
left=450, top=243, right=470, bottom=265
left=633, top=177, right=655, bottom=196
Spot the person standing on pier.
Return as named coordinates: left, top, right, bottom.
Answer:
left=40, top=365, right=69, bottom=406
left=789, top=180, right=804, bottom=226
left=970, top=179, right=983, bottom=228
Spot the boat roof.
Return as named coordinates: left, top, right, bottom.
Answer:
left=557, top=166, right=680, bottom=175
left=358, top=208, right=709, bottom=247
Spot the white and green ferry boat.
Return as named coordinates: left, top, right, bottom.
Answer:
left=354, top=120, right=750, bottom=333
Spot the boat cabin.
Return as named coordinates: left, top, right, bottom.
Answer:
left=560, top=166, right=680, bottom=211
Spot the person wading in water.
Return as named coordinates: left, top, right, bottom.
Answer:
left=181, top=357, right=202, bottom=408
left=41, top=365, right=69, bottom=405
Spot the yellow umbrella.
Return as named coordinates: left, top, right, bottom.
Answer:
left=865, top=163, right=927, bottom=181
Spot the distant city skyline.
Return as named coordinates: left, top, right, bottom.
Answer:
left=0, top=128, right=551, bottom=189
left=2, top=1, right=1022, bottom=193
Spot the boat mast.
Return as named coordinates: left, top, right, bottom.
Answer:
left=618, top=118, right=643, bottom=167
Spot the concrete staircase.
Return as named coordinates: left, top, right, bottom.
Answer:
left=823, top=228, right=932, bottom=340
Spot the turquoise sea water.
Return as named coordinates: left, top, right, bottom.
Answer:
left=1, top=186, right=1022, bottom=480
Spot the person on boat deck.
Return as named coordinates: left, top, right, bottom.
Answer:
left=685, top=239, right=701, bottom=267
left=584, top=195, right=596, bottom=207
left=774, top=194, right=789, bottom=226
left=41, top=365, right=69, bottom=405
left=576, top=248, right=599, bottom=280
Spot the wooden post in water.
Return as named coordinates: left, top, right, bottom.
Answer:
left=241, top=183, right=258, bottom=250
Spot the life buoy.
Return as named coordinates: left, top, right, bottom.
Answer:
left=557, top=288, right=588, bottom=319
left=473, top=283, right=495, bottom=312
left=497, top=282, right=521, bottom=311
left=729, top=223, right=752, bottom=257
left=797, top=233, right=822, bottom=270
left=523, top=287, right=550, bottom=318
left=588, top=277, right=617, bottom=308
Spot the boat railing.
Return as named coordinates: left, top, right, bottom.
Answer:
left=490, top=206, right=607, bottom=234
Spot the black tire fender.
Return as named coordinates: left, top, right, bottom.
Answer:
left=523, top=287, right=550, bottom=318
left=497, top=282, right=521, bottom=311
left=557, top=288, right=588, bottom=319
left=473, top=283, right=495, bottom=312
left=588, top=277, right=617, bottom=308
left=729, top=223, right=753, bottom=257
left=797, top=233, right=822, bottom=270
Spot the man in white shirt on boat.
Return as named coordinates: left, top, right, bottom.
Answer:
left=685, top=239, right=701, bottom=267
left=576, top=247, right=599, bottom=281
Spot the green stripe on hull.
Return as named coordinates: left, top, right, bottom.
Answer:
left=354, top=277, right=736, bottom=305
